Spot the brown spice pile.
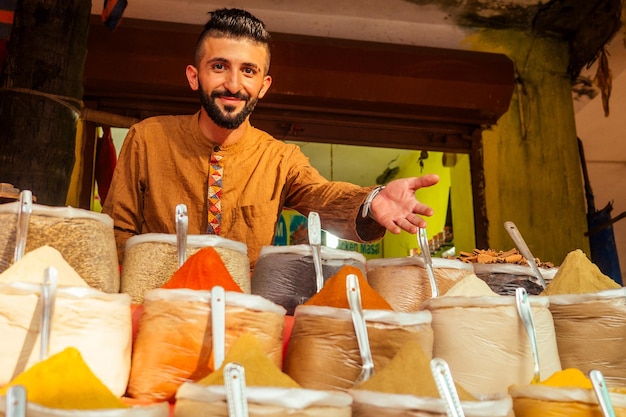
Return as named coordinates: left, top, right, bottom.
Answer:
left=455, top=248, right=554, bottom=268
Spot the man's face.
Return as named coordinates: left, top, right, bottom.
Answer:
left=187, top=37, right=272, bottom=130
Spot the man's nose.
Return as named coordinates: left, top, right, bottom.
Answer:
left=224, top=71, right=242, bottom=93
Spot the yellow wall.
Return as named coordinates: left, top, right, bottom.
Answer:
left=466, top=29, right=590, bottom=265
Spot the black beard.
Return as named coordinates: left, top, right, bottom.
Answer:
left=199, top=85, right=258, bottom=130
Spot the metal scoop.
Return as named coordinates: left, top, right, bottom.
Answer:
left=40, top=266, right=58, bottom=362
left=346, top=273, right=374, bottom=384
left=176, top=204, right=188, bottom=267
left=211, top=286, right=226, bottom=370
left=308, top=212, right=324, bottom=292
left=590, top=370, right=617, bottom=417
left=418, top=228, right=438, bottom=298
left=431, top=358, right=466, bottom=417
left=6, top=385, right=26, bottom=417
left=13, top=190, right=32, bottom=263
left=224, top=362, right=248, bottom=417
left=504, top=221, right=547, bottom=289
left=515, top=287, right=540, bottom=384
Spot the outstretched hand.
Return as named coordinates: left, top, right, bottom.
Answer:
left=369, top=174, right=440, bottom=234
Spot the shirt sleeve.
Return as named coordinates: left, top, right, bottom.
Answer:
left=282, top=148, right=386, bottom=243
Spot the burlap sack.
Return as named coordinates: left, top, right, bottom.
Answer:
left=122, top=234, right=250, bottom=303
left=174, top=383, right=352, bottom=417
left=510, top=383, right=626, bottom=417
left=421, top=295, right=561, bottom=396
left=349, top=390, right=513, bottom=417
left=0, top=282, right=132, bottom=397
left=0, top=399, right=169, bottom=417
left=127, top=289, right=285, bottom=402
left=549, top=288, right=626, bottom=386
left=284, top=306, right=433, bottom=391
left=0, top=203, right=119, bottom=292
left=366, top=257, right=474, bottom=312
left=252, top=245, right=366, bottom=315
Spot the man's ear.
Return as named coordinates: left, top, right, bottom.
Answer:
left=257, top=75, right=272, bottom=99
left=186, top=65, right=199, bottom=91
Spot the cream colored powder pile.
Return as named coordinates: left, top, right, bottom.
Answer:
left=0, top=245, right=89, bottom=286
left=443, top=273, right=499, bottom=297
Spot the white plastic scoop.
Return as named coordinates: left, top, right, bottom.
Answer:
left=431, top=358, right=466, bottom=417
left=515, top=287, right=541, bottom=384
left=224, top=362, right=248, bottom=417
left=308, top=212, right=324, bottom=292
left=13, top=190, right=32, bottom=263
left=6, top=385, right=26, bottom=417
left=176, top=204, right=188, bottom=267
left=418, top=228, right=438, bottom=298
left=504, top=221, right=547, bottom=289
left=590, top=370, right=617, bottom=417
left=346, top=273, right=374, bottom=385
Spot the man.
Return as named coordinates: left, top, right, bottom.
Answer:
left=102, top=8, right=439, bottom=267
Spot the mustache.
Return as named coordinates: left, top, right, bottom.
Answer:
left=210, top=90, right=250, bottom=101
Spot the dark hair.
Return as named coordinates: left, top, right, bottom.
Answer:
left=195, top=8, right=272, bottom=72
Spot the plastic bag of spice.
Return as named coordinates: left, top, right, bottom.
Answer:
left=548, top=288, right=626, bottom=387
left=127, top=288, right=286, bottom=402
left=366, top=256, right=474, bottom=312
left=472, top=263, right=558, bottom=296
left=420, top=295, right=562, bottom=397
left=174, top=332, right=352, bottom=417
left=0, top=282, right=132, bottom=397
left=121, top=234, right=250, bottom=303
left=251, top=244, right=367, bottom=315
left=349, top=339, right=513, bottom=416
left=509, top=368, right=626, bottom=417
left=284, top=305, right=434, bottom=391
left=0, top=202, right=120, bottom=292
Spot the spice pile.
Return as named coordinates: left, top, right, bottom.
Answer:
left=455, top=248, right=554, bottom=268
left=541, top=249, right=621, bottom=295
left=0, top=347, right=128, bottom=409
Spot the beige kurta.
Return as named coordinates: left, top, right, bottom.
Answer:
left=102, top=112, right=385, bottom=267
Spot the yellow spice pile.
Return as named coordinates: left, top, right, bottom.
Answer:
left=357, top=340, right=475, bottom=401
left=541, top=249, right=621, bottom=295
left=198, top=332, right=300, bottom=388
left=0, top=347, right=127, bottom=409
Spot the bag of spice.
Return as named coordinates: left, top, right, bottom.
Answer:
left=0, top=347, right=169, bottom=417
left=349, top=340, right=513, bottom=417
left=251, top=244, right=367, bottom=315
left=0, top=282, right=132, bottom=397
left=121, top=234, right=250, bottom=303
left=284, top=267, right=433, bottom=391
left=0, top=202, right=120, bottom=292
left=472, top=262, right=558, bottom=296
left=366, top=256, right=473, bottom=312
left=127, top=289, right=286, bottom=402
left=509, top=368, right=626, bottom=417
left=175, top=333, right=352, bottom=417
left=421, top=295, right=562, bottom=397
left=549, top=288, right=626, bottom=386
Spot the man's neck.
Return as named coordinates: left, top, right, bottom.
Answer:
left=198, top=110, right=247, bottom=147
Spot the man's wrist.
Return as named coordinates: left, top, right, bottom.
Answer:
left=361, top=185, right=385, bottom=219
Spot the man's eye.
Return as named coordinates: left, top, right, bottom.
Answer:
left=213, top=63, right=225, bottom=71
left=243, top=67, right=257, bottom=75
